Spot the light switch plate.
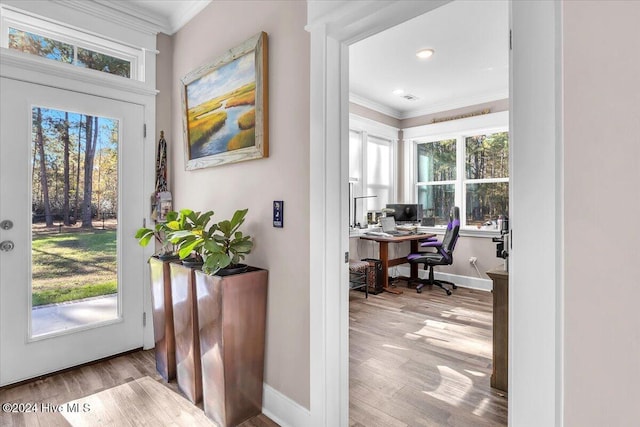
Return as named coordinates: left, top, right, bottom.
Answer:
left=273, top=201, right=283, bottom=228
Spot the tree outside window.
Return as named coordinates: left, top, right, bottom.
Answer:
left=415, top=130, right=509, bottom=229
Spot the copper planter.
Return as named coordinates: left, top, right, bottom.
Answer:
left=169, top=262, right=203, bottom=404
left=148, top=257, right=177, bottom=381
left=195, top=267, right=268, bottom=427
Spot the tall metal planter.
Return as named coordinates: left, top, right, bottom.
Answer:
left=195, top=267, right=268, bottom=427
left=169, top=262, right=203, bottom=404
left=148, top=257, right=176, bottom=381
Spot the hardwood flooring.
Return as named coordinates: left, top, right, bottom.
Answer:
left=349, top=283, right=507, bottom=426
left=1, top=284, right=505, bottom=427
left=0, top=350, right=278, bottom=427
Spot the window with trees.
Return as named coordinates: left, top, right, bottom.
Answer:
left=1, top=8, right=142, bottom=80
left=407, top=112, right=509, bottom=230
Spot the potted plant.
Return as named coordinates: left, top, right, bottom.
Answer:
left=201, top=208, right=253, bottom=275
left=191, top=209, right=267, bottom=427
left=134, top=217, right=180, bottom=382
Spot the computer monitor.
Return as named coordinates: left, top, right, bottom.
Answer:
left=385, top=204, right=423, bottom=224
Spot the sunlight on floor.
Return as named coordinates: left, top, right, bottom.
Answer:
left=423, top=365, right=472, bottom=406
left=473, top=397, right=491, bottom=416
left=464, top=369, right=486, bottom=377
left=382, top=343, right=408, bottom=351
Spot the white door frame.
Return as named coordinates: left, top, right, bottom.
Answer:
left=0, top=51, right=158, bottom=358
left=307, top=1, right=563, bottom=426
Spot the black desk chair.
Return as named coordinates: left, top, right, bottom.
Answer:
left=407, top=207, right=460, bottom=295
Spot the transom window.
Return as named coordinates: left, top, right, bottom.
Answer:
left=406, top=112, right=509, bottom=230
left=1, top=7, right=143, bottom=80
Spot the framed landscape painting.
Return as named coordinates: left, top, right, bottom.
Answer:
left=181, top=32, right=268, bottom=170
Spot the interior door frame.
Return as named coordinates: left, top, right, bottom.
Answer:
left=0, top=51, right=158, bottom=375
left=307, top=1, right=563, bottom=426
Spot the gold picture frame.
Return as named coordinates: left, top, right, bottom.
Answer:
left=181, top=32, right=268, bottom=170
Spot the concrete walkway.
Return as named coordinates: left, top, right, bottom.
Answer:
left=32, top=294, right=118, bottom=336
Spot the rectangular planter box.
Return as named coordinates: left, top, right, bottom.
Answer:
left=169, top=262, right=203, bottom=404
left=148, top=257, right=176, bottom=381
left=195, top=267, right=268, bottom=427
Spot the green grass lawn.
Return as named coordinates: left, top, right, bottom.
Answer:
left=31, top=230, right=117, bottom=306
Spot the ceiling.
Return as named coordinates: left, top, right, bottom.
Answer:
left=101, top=0, right=212, bottom=35
left=349, top=0, right=509, bottom=119
left=103, top=1, right=507, bottom=120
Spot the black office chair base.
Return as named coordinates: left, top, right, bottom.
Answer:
left=411, top=278, right=457, bottom=296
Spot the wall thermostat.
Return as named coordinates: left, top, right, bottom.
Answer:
left=273, top=201, right=283, bottom=228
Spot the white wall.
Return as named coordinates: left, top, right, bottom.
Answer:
left=563, top=1, right=640, bottom=425
left=159, top=1, right=311, bottom=409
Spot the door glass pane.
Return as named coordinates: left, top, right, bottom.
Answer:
left=31, top=106, right=119, bottom=337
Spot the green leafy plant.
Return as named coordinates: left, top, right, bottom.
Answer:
left=135, top=208, right=253, bottom=275
left=201, top=208, right=253, bottom=275
left=134, top=215, right=177, bottom=258
left=164, top=209, right=215, bottom=263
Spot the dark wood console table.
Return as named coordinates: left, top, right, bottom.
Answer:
left=487, top=268, right=508, bottom=393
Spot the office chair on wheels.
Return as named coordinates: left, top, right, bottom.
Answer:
left=407, top=206, right=460, bottom=295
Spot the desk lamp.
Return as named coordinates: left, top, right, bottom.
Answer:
left=353, top=195, right=377, bottom=228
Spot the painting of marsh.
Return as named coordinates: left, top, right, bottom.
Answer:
left=186, top=52, right=257, bottom=159
left=181, top=32, right=268, bottom=170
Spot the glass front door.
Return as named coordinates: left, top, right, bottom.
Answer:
left=0, top=77, right=145, bottom=386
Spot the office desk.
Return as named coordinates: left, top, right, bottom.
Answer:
left=359, top=233, right=435, bottom=294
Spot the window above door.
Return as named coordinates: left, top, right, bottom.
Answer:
left=1, top=7, right=145, bottom=81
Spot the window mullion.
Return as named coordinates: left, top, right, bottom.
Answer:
left=457, top=135, right=465, bottom=227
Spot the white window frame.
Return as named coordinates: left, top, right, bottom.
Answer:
left=403, top=110, right=509, bottom=234
left=349, top=114, right=398, bottom=225
left=0, top=7, right=144, bottom=81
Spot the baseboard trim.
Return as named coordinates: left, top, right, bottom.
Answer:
left=396, top=267, right=493, bottom=292
left=262, top=383, right=311, bottom=427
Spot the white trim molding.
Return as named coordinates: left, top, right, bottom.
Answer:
left=262, top=383, right=311, bottom=427
left=349, top=92, right=402, bottom=119
left=350, top=89, right=509, bottom=121
left=396, top=267, right=493, bottom=292
left=349, top=113, right=399, bottom=139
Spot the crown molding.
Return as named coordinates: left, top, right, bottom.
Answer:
left=48, top=0, right=161, bottom=35
left=51, top=0, right=212, bottom=35
left=398, top=90, right=510, bottom=119
left=165, top=1, right=211, bottom=35
left=350, top=90, right=509, bottom=121
left=349, top=92, right=402, bottom=119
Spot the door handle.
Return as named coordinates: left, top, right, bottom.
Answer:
left=0, top=220, right=13, bottom=230
left=0, top=240, right=14, bottom=252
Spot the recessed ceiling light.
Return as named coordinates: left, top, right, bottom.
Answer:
left=392, top=89, right=405, bottom=95
left=416, top=48, right=435, bottom=59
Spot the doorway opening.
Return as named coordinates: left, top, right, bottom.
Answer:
left=346, top=0, right=509, bottom=424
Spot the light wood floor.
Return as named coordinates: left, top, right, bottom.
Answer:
left=0, top=350, right=278, bottom=427
left=1, top=285, right=506, bottom=427
left=349, top=283, right=507, bottom=426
